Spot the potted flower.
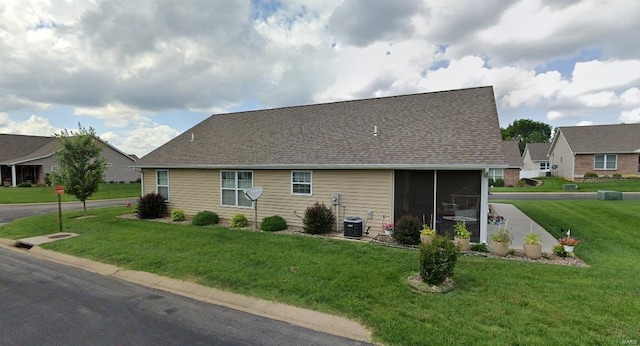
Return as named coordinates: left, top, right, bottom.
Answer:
left=454, top=221, right=471, bottom=251
left=560, top=229, right=578, bottom=252
left=420, top=225, right=435, bottom=244
left=382, top=221, right=394, bottom=235
left=523, top=233, right=542, bottom=259
left=489, top=226, right=512, bottom=256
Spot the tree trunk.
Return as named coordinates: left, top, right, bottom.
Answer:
left=83, top=199, right=87, bottom=217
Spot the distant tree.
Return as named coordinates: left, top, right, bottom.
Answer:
left=501, top=119, right=553, bottom=153
left=51, top=124, right=107, bottom=216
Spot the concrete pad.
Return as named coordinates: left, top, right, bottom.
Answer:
left=490, top=203, right=559, bottom=253
left=17, top=233, right=78, bottom=246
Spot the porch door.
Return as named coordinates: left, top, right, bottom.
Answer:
left=393, top=170, right=435, bottom=226
left=435, top=170, right=482, bottom=242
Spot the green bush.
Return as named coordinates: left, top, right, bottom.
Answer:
left=192, top=210, right=219, bottom=226
left=470, top=243, right=489, bottom=252
left=613, top=173, right=622, bottom=179
left=230, top=213, right=248, bottom=228
left=493, top=178, right=505, bottom=187
left=583, top=172, right=598, bottom=178
left=17, top=182, right=32, bottom=187
left=393, top=215, right=421, bottom=245
left=171, top=209, right=186, bottom=222
left=136, top=193, right=167, bottom=219
left=419, top=235, right=459, bottom=285
left=261, top=215, right=287, bottom=232
left=303, top=202, right=335, bottom=234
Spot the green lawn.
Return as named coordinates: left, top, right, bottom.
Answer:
left=1, top=201, right=639, bottom=345
left=0, top=183, right=141, bottom=204
left=492, top=176, right=640, bottom=192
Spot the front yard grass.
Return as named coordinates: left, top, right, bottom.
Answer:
left=491, top=176, right=640, bottom=192
left=0, top=183, right=140, bottom=204
left=1, top=200, right=639, bottom=345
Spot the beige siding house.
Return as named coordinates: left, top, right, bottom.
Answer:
left=549, top=124, right=640, bottom=180
left=521, top=142, right=551, bottom=178
left=0, top=133, right=139, bottom=186
left=134, top=86, right=507, bottom=244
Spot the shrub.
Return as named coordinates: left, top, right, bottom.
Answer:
left=583, top=172, right=598, bottom=178
left=171, top=209, right=186, bottom=222
left=613, top=173, right=622, bottom=179
left=493, top=178, right=505, bottom=187
left=303, top=202, right=335, bottom=234
left=230, top=213, right=248, bottom=228
left=18, top=182, right=32, bottom=187
left=192, top=210, right=219, bottom=226
left=45, top=173, right=52, bottom=186
left=136, top=193, right=167, bottom=219
left=393, top=215, right=421, bottom=245
left=419, top=235, right=459, bottom=285
left=35, top=183, right=45, bottom=187
left=261, top=215, right=287, bottom=232
left=470, top=243, right=489, bottom=252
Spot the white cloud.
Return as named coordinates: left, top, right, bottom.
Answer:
left=0, top=113, right=60, bottom=136
left=619, top=107, right=640, bottom=124
left=576, top=121, right=594, bottom=126
left=547, top=111, right=563, bottom=120
left=562, top=59, right=640, bottom=96
left=101, top=125, right=180, bottom=157
left=74, top=103, right=151, bottom=128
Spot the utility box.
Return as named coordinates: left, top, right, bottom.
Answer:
left=597, top=190, right=622, bottom=200
left=343, top=216, right=363, bottom=238
left=563, top=184, right=578, bottom=191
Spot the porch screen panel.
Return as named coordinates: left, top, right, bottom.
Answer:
left=393, top=170, right=435, bottom=226
left=435, top=170, right=482, bottom=242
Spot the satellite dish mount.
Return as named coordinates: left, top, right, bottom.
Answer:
left=244, top=186, right=264, bottom=230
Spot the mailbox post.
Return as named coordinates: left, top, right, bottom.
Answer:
left=54, top=185, right=65, bottom=231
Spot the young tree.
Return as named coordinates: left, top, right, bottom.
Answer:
left=51, top=124, right=107, bottom=216
left=501, top=119, right=553, bottom=153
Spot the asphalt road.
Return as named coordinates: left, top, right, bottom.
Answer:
left=0, top=247, right=368, bottom=346
left=0, top=198, right=137, bottom=225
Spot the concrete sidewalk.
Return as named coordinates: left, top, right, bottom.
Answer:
left=490, top=203, right=559, bottom=253
left=0, top=239, right=371, bottom=343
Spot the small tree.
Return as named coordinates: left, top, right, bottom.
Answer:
left=51, top=124, right=107, bottom=216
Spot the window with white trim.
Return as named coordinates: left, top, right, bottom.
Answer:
left=51, top=165, right=58, bottom=172
left=539, top=162, right=550, bottom=170
left=156, top=170, right=169, bottom=201
left=221, top=171, right=253, bottom=207
left=594, top=154, right=617, bottom=170
left=291, top=171, right=312, bottom=195
left=488, top=168, right=504, bottom=180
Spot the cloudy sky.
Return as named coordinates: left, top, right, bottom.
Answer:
left=1, top=0, right=639, bottom=156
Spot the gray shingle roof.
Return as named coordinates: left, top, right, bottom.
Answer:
left=502, top=141, right=523, bottom=167
left=135, top=86, right=507, bottom=169
left=524, top=142, right=551, bottom=161
left=0, top=134, right=56, bottom=164
left=559, top=124, right=640, bottom=153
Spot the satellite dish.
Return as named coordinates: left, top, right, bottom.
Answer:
left=552, top=164, right=558, bottom=169
left=244, top=186, right=263, bottom=201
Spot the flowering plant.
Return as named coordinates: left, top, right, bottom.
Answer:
left=560, top=237, right=579, bottom=246
left=382, top=222, right=394, bottom=231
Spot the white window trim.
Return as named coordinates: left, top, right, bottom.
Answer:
left=156, top=169, right=169, bottom=202
left=220, top=170, right=254, bottom=208
left=291, top=170, right=313, bottom=196
left=51, top=165, right=58, bottom=172
left=594, top=154, right=617, bottom=170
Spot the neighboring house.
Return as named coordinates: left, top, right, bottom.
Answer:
left=0, top=133, right=140, bottom=187
left=548, top=123, right=640, bottom=180
left=133, top=86, right=507, bottom=243
left=521, top=142, right=551, bottom=179
left=488, top=141, right=522, bottom=187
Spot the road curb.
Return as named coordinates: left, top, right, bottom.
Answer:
left=0, top=241, right=372, bottom=343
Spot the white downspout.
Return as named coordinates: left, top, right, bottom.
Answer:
left=432, top=170, right=438, bottom=230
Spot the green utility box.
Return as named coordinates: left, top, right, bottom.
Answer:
left=597, top=190, right=623, bottom=200
left=563, top=184, right=578, bottom=191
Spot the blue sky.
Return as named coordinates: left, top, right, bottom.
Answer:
left=1, top=0, right=639, bottom=156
